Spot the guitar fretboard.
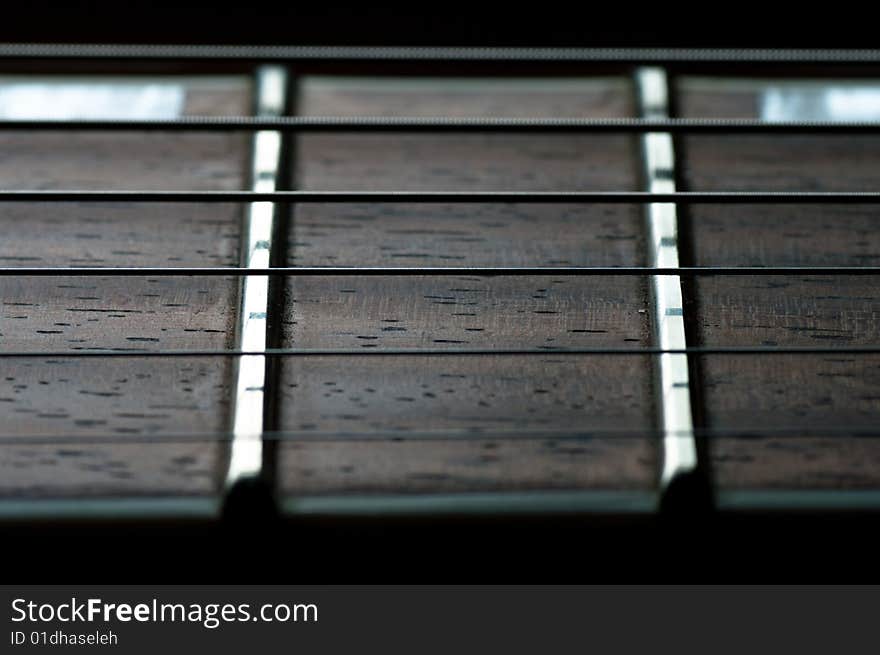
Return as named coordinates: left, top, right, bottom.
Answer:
left=2, top=46, right=880, bottom=521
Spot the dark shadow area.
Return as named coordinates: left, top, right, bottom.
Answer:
left=0, top=2, right=873, bottom=49
left=3, top=511, right=880, bottom=582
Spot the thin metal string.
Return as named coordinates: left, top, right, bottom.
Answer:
left=2, top=347, right=880, bottom=358
left=1, top=44, right=880, bottom=63
left=2, top=190, right=880, bottom=203
left=3, top=117, right=880, bottom=132
left=2, top=427, right=880, bottom=445
left=3, top=266, right=880, bottom=276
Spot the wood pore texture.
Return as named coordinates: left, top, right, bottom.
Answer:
left=278, top=76, right=659, bottom=497
left=676, top=77, right=880, bottom=491
left=0, top=77, right=251, bottom=498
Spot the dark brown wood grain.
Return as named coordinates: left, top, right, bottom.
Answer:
left=296, top=76, right=634, bottom=118
left=278, top=76, right=658, bottom=497
left=288, top=202, right=644, bottom=267
left=278, top=354, right=655, bottom=495
left=0, top=77, right=251, bottom=498
left=282, top=275, right=648, bottom=349
left=676, top=77, right=880, bottom=490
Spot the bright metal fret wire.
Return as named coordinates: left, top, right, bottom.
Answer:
left=636, top=67, right=696, bottom=488
left=225, top=65, right=287, bottom=491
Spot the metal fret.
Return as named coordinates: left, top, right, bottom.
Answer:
left=224, top=65, right=287, bottom=490
left=637, top=67, right=698, bottom=489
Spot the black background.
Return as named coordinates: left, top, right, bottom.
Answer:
left=0, top=1, right=873, bottom=48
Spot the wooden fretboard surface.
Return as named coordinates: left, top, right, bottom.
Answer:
left=0, top=78, right=250, bottom=498
left=280, top=77, right=657, bottom=495
left=2, top=58, right=880, bottom=512
left=678, top=77, right=880, bottom=490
